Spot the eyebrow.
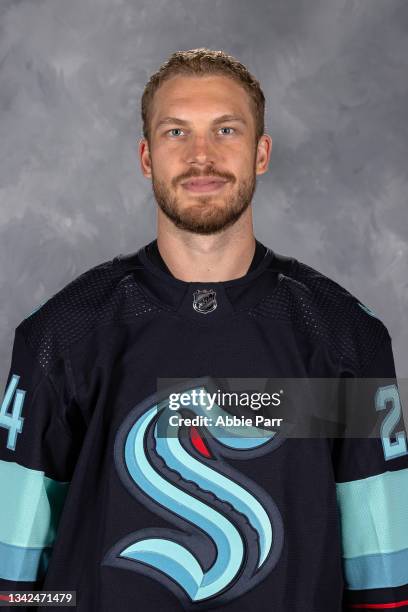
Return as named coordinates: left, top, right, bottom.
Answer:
left=155, top=114, right=248, bottom=130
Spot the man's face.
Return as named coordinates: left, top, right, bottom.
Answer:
left=139, top=74, right=271, bottom=235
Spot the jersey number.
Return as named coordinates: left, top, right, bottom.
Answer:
left=0, top=374, right=26, bottom=451
left=375, top=384, right=408, bottom=461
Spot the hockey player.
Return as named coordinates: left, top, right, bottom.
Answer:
left=1, top=48, right=407, bottom=611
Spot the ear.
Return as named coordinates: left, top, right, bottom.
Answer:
left=139, top=138, right=152, bottom=178
left=255, top=134, right=272, bottom=175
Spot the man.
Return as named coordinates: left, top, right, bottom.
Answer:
left=0, top=48, right=407, bottom=611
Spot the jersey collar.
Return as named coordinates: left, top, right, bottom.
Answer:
left=115, top=239, right=281, bottom=323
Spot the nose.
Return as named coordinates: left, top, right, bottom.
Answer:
left=185, top=135, right=217, bottom=166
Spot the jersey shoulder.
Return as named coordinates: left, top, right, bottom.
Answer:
left=262, top=252, right=390, bottom=375
left=16, top=253, right=158, bottom=375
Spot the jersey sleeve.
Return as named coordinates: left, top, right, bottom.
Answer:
left=332, top=331, right=408, bottom=610
left=0, top=324, right=81, bottom=599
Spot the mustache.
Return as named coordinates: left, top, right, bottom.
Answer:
left=173, top=168, right=236, bottom=187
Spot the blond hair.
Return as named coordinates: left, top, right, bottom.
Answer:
left=141, top=48, right=265, bottom=144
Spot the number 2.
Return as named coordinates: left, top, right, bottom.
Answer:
left=375, top=384, right=408, bottom=461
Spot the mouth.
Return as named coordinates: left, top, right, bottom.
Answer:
left=180, top=177, right=229, bottom=193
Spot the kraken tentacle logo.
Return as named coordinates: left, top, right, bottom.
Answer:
left=103, top=377, right=285, bottom=609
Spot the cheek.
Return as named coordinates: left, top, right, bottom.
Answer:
left=150, top=152, right=177, bottom=179
left=234, top=156, right=256, bottom=178
left=224, top=142, right=255, bottom=167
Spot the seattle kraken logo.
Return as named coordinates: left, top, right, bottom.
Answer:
left=103, top=378, right=285, bottom=609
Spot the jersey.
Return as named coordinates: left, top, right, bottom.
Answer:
left=1, top=239, right=407, bottom=611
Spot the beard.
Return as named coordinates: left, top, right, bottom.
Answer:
left=151, top=161, right=257, bottom=235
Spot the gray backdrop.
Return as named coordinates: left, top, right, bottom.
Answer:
left=1, top=0, right=407, bottom=392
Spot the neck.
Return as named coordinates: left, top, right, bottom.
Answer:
left=156, top=208, right=256, bottom=282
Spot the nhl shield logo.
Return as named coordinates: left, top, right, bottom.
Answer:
left=192, top=288, right=217, bottom=314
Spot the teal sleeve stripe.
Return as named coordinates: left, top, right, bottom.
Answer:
left=0, top=539, right=52, bottom=582
left=343, top=546, right=408, bottom=590
left=0, top=460, right=70, bottom=548
left=336, top=468, right=408, bottom=558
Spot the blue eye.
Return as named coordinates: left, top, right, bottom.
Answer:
left=166, top=127, right=235, bottom=137
left=219, top=127, right=234, bottom=135
left=169, top=128, right=184, bottom=137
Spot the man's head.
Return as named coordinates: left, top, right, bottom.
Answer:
left=139, top=48, right=272, bottom=235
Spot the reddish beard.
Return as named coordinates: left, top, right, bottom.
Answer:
left=151, top=167, right=257, bottom=235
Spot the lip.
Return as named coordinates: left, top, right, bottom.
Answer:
left=181, top=178, right=229, bottom=193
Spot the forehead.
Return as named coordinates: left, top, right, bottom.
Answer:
left=150, top=74, right=254, bottom=125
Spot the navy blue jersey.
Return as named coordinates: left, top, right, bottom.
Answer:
left=1, top=240, right=407, bottom=611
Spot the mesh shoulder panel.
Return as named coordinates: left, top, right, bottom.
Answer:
left=17, top=256, right=162, bottom=375
left=249, top=255, right=389, bottom=375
